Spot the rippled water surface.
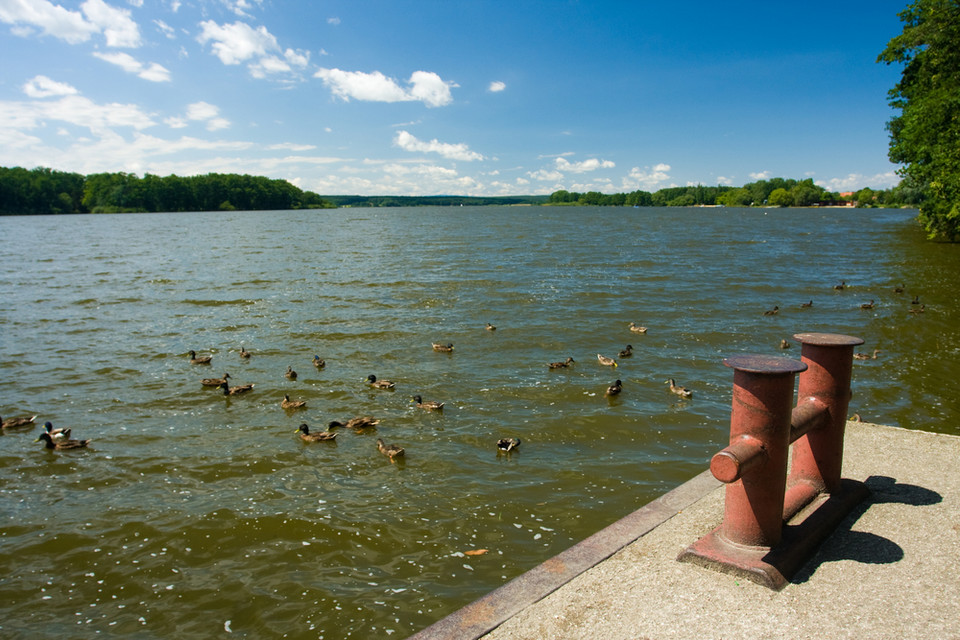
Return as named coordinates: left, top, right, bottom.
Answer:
left=1, top=206, right=957, bottom=638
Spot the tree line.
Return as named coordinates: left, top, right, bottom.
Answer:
left=0, top=167, right=333, bottom=215
left=548, top=177, right=924, bottom=208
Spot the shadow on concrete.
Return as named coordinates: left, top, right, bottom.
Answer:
left=791, top=475, right=942, bottom=584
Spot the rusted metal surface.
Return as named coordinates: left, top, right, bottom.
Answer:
left=678, top=334, right=869, bottom=590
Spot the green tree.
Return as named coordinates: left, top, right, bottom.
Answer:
left=878, top=0, right=960, bottom=240
left=768, top=188, right=794, bottom=207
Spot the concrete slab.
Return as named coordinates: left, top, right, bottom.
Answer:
left=410, top=422, right=960, bottom=640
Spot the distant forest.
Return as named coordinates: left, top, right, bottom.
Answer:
left=0, top=166, right=923, bottom=215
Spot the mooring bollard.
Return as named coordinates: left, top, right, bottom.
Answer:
left=678, top=332, right=870, bottom=590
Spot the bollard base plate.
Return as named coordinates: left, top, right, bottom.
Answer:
left=677, top=478, right=869, bottom=590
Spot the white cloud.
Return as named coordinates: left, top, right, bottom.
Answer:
left=81, top=0, right=139, bottom=47
left=197, top=20, right=278, bottom=65
left=0, top=0, right=98, bottom=43
left=622, top=163, right=672, bottom=190
left=749, top=170, right=771, bottom=180
left=164, top=116, right=187, bottom=128
left=819, top=171, right=900, bottom=191
left=186, top=101, right=220, bottom=121
left=528, top=169, right=564, bottom=182
left=488, top=81, right=506, bottom=93
left=555, top=157, right=615, bottom=173
left=22, top=75, right=78, bottom=98
left=93, top=51, right=171, bottom=82
left=327, top=16, right=340, bottom=25
left=716, top=176, right=734, bottom=186
left=154, top=19, right=175, bottom=39
left=394, top=130, right=483, bottom=161
left=314, top=68, right=456, bottom=107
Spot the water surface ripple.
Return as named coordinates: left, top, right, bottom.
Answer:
left=1, top=206, right=956, bottom=638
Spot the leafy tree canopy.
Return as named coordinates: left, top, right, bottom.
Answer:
left=878, top=0, right=960, bottom=240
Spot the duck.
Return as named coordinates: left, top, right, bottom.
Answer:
left=800, top=300, right=813, bottom=308
left=485, top=323, right=496, bottom=331
left=219, top=381, right=254, bottom=396
left=312, top=355, right=326, bottom=369
left=36, top=432, right=90, bottom=450
left=893, top=285, right=905, bottom=294
left=762, top=305, right=780, bottom=316
left=43, top=421, right=71, bottom=440
left=328, top=416, right=381, bottom=430
left=189, top=350, right=212, bottom=365
left=597, top=354, right=618, bottom=368
left=295, top=423, right=337, bottom=442
left=239, top=346, right=251, bottom=359
left=284, top=366, right=298, bottom=380
left=201, top=372, right=231, bottom=387
left=853, top=349, right=881, bottom=360
left=1, top=414, right=37, bottom=430
left=618, top=344, right=633, bottom=358
left=377, top=438, right=405, bottom=460
left=860, top=300, right=875, bottom=310
left=666, top=378, right=693, bottom=398
left=605, top=379, right=623, bottom=397
left=412, top=395, right=444, bottom=411
left=366, top=375, right=395, bottom=390
left=779, top=339, right=792, bottom=349
left=432, top=342, right=454, bottom=352
left=909, top=304, right=926, bottom=314
left=281, top=394, right=307, bottom=410
left=548, top=357, right=575, bottom=369
left=496, top=437, right=521, bottom=453
left=628, top=322, right=648, bottom=334
left=834, top=281, right=846, bottom=290
left=911, top=295, right=921, bottom=304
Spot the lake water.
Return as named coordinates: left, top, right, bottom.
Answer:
left=1, top=206, right=957, bottom=638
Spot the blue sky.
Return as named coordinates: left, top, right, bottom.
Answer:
left=0, top=0, right=911, bottom=196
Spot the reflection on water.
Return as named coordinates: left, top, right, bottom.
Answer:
left=0, top=206, right=956, bottom=638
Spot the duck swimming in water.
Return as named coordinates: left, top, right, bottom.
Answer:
left=548, top=357, right=575, bottom=369
left=366, top=375, right=395, bottom=390
left=188, top=350, right=212, bottom=365
left=666, top=378, right=693, bottom=398
left=497, top=438, right=521, bottom=453
left=597, top=354, right=618, bottom=368
left=295, top=423, right=337, bottom=442
left=412, top=395, right=444, bottom=411
left=377, top=438, right=405, bottom=461
left=36, top=431, right=90, bottom=450
left=605, top=379, right=623, bottom=397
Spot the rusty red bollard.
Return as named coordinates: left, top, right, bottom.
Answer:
left=678, top=333, right=869, bottom=589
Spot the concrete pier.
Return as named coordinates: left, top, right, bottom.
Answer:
left=410, top=421, right=960, bottom=640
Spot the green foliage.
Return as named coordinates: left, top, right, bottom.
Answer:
left=0, top=167, right=335, bottom=215
left=878, top=0, right=960, bottom=240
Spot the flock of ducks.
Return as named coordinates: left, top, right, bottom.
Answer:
left=0, top=413, right=93, bottom=450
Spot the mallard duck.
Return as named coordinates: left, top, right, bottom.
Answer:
left=893, top=285, right=905, bottom=294
left=201, top=372, right=231, bottom=387
left=779, top=339, right=792, bottom=349
left=219, top=381, right=254, bottom=396
left=432, top=342, right=454, bottom=352
left=850, top=413, right=862, bottom=422
left=860, top=300, right=875, bottom=310
left=628, top=322, right=648, bottom=334
left=911, top=295, right=921, bottom=304
left=666, top=378, right=693, bottom=398
left=597, top=354, right=618, bottom=368
left=618, top=344, right=633, bottom=357
left=328, top=416, right=381, bottom=430
left=366, top=375, right=395, bottom=390
left=800, top=300, right=813, bottom=308
left=43, top=421, right=71, bottom=440
left=239, top=346, right=251, bottom=359
left=834, top=281, right=846, bottom=290
left=605, top=379, right=623, bottom=397
left=412, top=395, right=444, bottom=411
left=762, top=305, right=780, bottom=316
left=284, top=366, right=298, bottom=380
left=548, top=357, right=575, bottom=369
left=36, top=431, right=90, bottom=450
left=377, top=438, right=405, bottom=460
left=485, top=323, right=496, bottom=331
left=1, top=414, right=37, bottom=430
left=281, top=394, right=307, bottom=410
left=189, top=350, right=212, bottom=365
left=497, top=437, right=521, bottom=453
left=909, top=304, right=926, bottom=314
left=312, top=355, right=325, bottom=369
left=853, top=349, right=881, bottom=360
left=295, top=423, right=337, bottom=442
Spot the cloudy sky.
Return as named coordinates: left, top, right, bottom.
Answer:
left=0, top=0, right=910, bottom=196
